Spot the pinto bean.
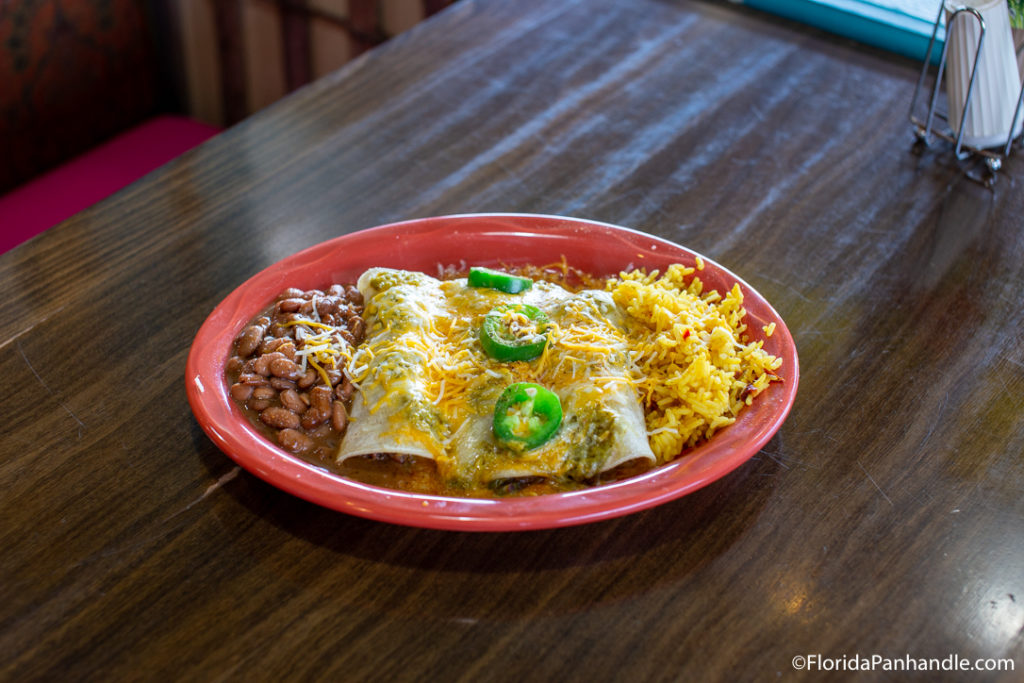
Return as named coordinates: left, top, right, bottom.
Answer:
left=316, top=296, right=342, bottom=318
left=278, top=429, right=313, bottom=453
left=230, top=283, right=368, bottom=452
left=331, top=401, right=349, bottom=434
left=269, top=356, right=302, bottom=380
left=301, top=409, right=328, bottom=430
left=350, top=318, right=365, bottom=345
left=310, top=386, right=332, bottom=413
left=345, top=285, right=363, bottom=306
left=320, top=312, right=343, bottom=327
left=276, top=342, right=297, bottom=361
left=336, top=377, right=355, bottom=402
left=261, top=406, right=300, bottom=430
left=279, top=389, right=305, bottom=413
left=230, top=383, right=254, bottom=401
left=252, top=386, right=277, bottom=401
left=269, top=377, right=297, bottom=391
left=297, top=368, right=318, bottom=389
left=301, top=386, right=333, bottom=429
left=226, top=356, right=244, bottom=374
left=277, top=298, right=304, bottom=313
left=259, top=337, right=286, bottom=355
left=237, top=372, right=269, bottom=386
left=254, top=351, right=285, bottom=376
left=236, top=323, right=267, bottom=357
left=308, top=422, right=333, bottom=440
left=253, top=355, right=271, bottom=376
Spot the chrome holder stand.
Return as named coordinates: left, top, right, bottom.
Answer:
left=909, top=2, right=1024, bottom=187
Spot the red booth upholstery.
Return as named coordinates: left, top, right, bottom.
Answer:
left=0, top=115, right=219, bottom=253
left=0, top=0, right=221, bottom=253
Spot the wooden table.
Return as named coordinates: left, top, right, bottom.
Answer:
left=3, top=0, right=1022, bottom=679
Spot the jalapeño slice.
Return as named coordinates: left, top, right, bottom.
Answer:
left=493, top=383, right=562, bottom=451
left=468, top=267, right=533, bottom=294
left=479, top=304, right=550, bottom=362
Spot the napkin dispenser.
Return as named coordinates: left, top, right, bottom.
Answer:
left=910, top=0, right=1024, bottom=185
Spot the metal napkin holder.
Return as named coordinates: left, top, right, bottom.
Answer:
left=910, top=3, right=1024, bottom=185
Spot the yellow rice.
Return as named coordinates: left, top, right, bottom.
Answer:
left=607, top=263, right=783, bottom=461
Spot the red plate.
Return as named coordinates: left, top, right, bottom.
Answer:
left=186, top=214, right=799, bottom=530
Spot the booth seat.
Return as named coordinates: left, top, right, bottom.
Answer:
left=0, top=115, right=220, bottom=254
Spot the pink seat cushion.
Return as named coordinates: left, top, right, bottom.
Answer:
left=0, top=115, right=221, bottom=254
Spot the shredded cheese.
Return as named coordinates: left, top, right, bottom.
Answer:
left=275, top=315, right=354, bottom=387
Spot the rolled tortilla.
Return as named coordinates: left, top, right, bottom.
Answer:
left=338, top=268, right=656, bottom=487
left=338, top=268, right=449, bottom=461
left=447, top=289, right=655, bottom=484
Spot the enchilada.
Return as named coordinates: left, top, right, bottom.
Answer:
left=338, top=267, right=657, bottom=491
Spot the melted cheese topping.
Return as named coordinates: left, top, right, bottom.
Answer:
left=350, top=282, right=629, bottom=431
left=343, top=269, right=653, bottom=485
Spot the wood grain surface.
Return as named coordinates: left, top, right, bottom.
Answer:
left=2, top=0, right=1022, bottom=680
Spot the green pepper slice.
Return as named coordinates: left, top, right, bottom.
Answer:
left=467, top=267, right=533, bottom=294
left=493, top=383, right=562, bottom=451
left=479, top=304, right=550, bottom=362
